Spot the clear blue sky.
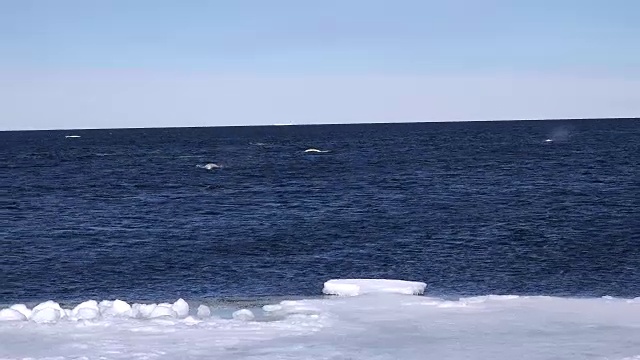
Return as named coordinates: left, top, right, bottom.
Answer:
left=1, top=0, right=639, bottom=130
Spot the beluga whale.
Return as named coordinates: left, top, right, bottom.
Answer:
left=304, top=148, right=330, bottom=153
left=197, top=163, right=222, bottom=170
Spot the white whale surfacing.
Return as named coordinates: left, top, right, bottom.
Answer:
left=196, top=163, right=221, bottom=170
left=1, top=280, right=639, bottom=360
left=304, top=148, right=330, bottom=153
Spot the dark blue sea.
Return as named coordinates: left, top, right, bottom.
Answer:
left=2, top=119, right=639, bottom=304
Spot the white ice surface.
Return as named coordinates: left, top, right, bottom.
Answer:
left=0, top=308, right=26, bottom=321
left=232, top=309, right=255, bottom=321
left=323, top=278, right=427, bottom=296
left=1, top=284, right=639, bottom=360
left=196, top=305, right=210, bottom=318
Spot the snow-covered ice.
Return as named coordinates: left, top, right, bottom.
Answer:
left=171, top=298, right=189, bottom=318
left=323, top=278, right=427, bottom=296
left=196, top=305, right=211, bottom=318
left=1, top=279, right=639, bottom=359
left=0, top=308, right=26, bottom=321
left=232, top=309, right=255, bottom=321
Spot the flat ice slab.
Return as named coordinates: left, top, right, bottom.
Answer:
left=323, top=279, right=426, bottom=296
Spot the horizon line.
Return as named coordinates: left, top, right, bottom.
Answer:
left=2, top=116, right=638, bottom=132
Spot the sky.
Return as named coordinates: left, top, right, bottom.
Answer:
left=1, top=0, right=639, bottom=130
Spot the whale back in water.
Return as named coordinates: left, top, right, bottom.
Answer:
left=197, top=163, right=221, bottom=170
left=304, top=148, right=330, bottom=153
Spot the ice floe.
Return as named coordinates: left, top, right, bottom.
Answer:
left=323, top=279, right=427, bottom=296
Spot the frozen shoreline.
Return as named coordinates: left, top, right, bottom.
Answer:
left=1, top=279, right=639, bottom=359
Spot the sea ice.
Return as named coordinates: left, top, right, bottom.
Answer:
left=72, top=300, right=100, bottom=320
left=108, top=299, right=132, bottom=316
left=30, top=300, right=66, bottom=323
left=0, top=308, right=26, bottom=321
left=149, top=304, right=177, bottom=319
left=232, top=309, right=255, bottom=321
left=171, top=298, right=189, bottom=318
left=1, top=281, right=639, bottom=359
left=135, top=303, right=157, bottom=318
left=30, top=307, right=62, bottom=323
left=196, top=305, right=211, bottom=318
left=262, top=304, right=282, bottom=312
left=9, top=304, right=31, bottom=319
left=323, top=279, right=426, bottom=296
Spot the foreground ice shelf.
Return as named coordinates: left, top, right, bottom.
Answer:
left=1, top=295, right=639, bottom=360
left=2, top=279, right=640, bottom=360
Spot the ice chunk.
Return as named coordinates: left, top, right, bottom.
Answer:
left=262, top=304, right=282, bottom=312
left=0, top=308, right=27, bottom=321
left=135, top=304, right=158, bottom=318
left=232, top=309, right=255, bottom=321
left=323, top=279, right=426, bottom=296
left=112, top=299, right=132, bottom=315
left=278, top=301, right=321, bottom=315
left=31, top=308, right=62, bottom=323
left=182, top=316, right=201, bottom=325
left=149, top=305, right=177, bottom=319
left=72, top=300, right=98, bottom=314
left=75, top=307, right=100, bottom=320
left=99, top=299, right=132, bottom=317
left=196, top=305, right=211, bottom=318
left=9, top=304, right=32, bottom=319
left=72, top=300, right=100, bottom=320
left=98, top=300, right=113, bottom=314
left=31, top=300, right=65, bottom=322
left=172, top=298, right=189, bottom=318
left=33, top=300, right=64, bottom=313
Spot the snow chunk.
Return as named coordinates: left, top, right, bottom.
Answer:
left=9, top=304, right=32, bottom=319
left=196, top=305, right=211, bottom=318
left=149, top=305, right=177, bottom=319
left=323, top=279, right=426, bottom=296
left=0, top=308, right=27, bottom=321
left=31, top=308, right=61, bottom=323
left=182, top=316, right=201, bottom=325
left=262, top=304, right=282, bottom=312
left=135, top=304, right=158, bottom=318
left=33, top=300, right=63, bottom=313
left=31, top=301, right=65, bottom=323
left=172, top=299, right=189, bottom=318
left=72, top=300, right=100, bottom=320
left=98, top=299, right=132, bottom=317
left=112, top=299, right=132, bottom=315
left=232, top=309, right=255, bottom=321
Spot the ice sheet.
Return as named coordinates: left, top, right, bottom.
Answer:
left=1, top=283, right=639, bottom=359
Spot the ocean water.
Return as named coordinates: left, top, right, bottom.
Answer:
left=1, top=119, right=639, bottom=359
